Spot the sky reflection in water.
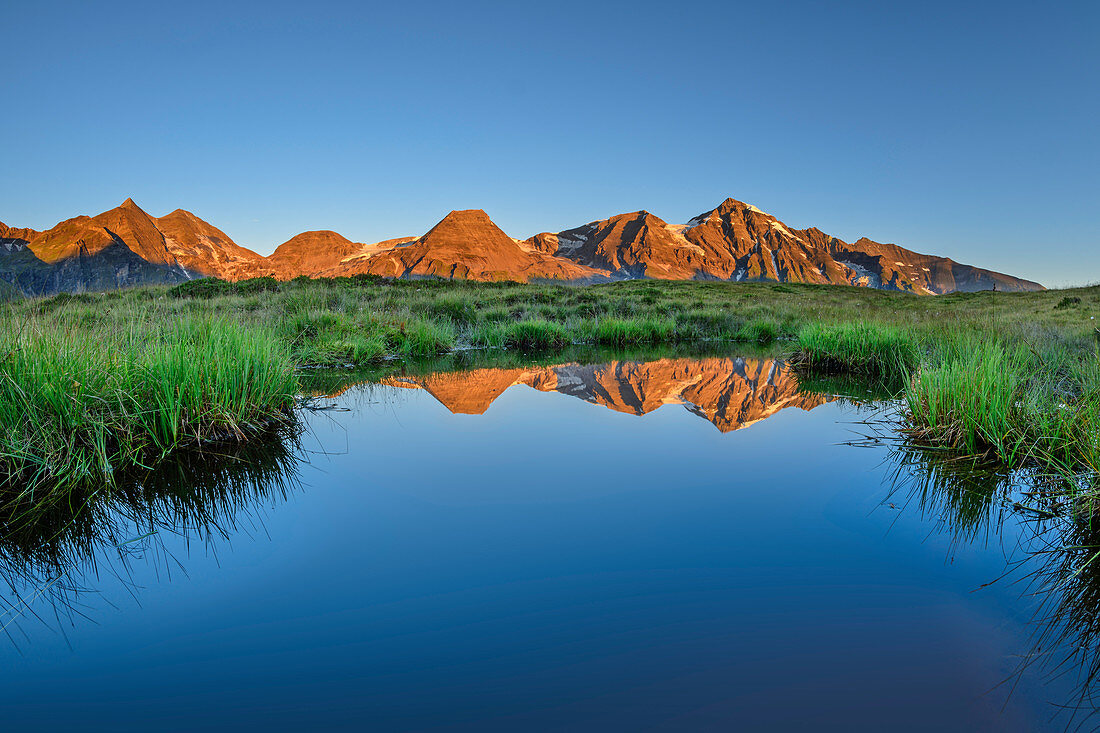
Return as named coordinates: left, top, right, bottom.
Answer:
left=0, top=353, right=1092, bottom=732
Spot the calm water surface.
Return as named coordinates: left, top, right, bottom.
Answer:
left=0, top=353, right=1093, bottom=731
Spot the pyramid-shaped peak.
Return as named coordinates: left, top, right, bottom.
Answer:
left=635, top=209, right=670, bottom=223
left=425, top=209, right=510, bottom=236
left=716, top=197, right=768, bottom=216
left=416, top=208, right=523, bottom=258
left=604, top=209, right=669, bottom=225
left=441, top=209, right=493, bottom=223
left=688, top=198, right=770, bottom=227
left=94, top=198, right=158, bottom=226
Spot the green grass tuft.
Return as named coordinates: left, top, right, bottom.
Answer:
left=0, top=316, right=296, bottom=495
left=502, top=320, right=572, bottom=349
left=793, top=322, right=919, bottom=379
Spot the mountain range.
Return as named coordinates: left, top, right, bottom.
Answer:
left=0, top=197, right=1044, bottom=296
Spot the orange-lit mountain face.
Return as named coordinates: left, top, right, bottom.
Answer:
left=369, top=356, right=833, bottom=433
left=156, top=208, right=264, bottom=280
left=0, top=198, right=1043, bottom=296
left=327, top=209, right=603, bottom=283
left=253, top=230, right=368, bottom=280
left=527, top=198, right=1042, bottom=292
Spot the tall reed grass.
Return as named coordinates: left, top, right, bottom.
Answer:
left=794, top=321, right=1100, bottom=477
left=792, top=322, right=919, bottom=379
left=904, top=336, right=1029, bottom=462
left=0, top=317, right=296, bottom=495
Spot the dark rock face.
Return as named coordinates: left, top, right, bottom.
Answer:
left=0, top=197, right=1043, bottom=296
left=0, top=209, right=191, bottom=297
left=0, top=200, right=208, bottom=296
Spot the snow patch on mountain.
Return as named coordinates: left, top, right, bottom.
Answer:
left=556, top=231, right=588, bottom=253
left=769, top=220, right=805, bottom=243
left=768, top=249, right=780, bottom=278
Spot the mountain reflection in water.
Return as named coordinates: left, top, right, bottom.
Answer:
left=340, top=356, right=835, bottom=432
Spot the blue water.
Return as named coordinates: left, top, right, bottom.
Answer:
left=0, top=357, right=1085, bottom=731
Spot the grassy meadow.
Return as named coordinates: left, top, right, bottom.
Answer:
left=1, top=274, right=1099, bottom=497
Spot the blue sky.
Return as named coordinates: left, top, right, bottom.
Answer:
left=2, top=0, right=1096, bottom=286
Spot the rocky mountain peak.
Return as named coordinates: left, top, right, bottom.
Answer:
left=695, top=197, right=771, bottom=224
left=431, top=209, right=497, bottom=230
left=279, top=230, right=353, bottom=248
left=420, top=209, right=512, bottom=249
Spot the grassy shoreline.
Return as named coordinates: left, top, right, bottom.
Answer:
left=0, top=316, right=296, bottom=496
left=2, top=275, right=1098, bottom=496
left=793, top=323, right=1099, bottom=478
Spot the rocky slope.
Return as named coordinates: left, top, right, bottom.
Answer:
left=0, top=197, right=1043, bottom=296
left=527, top=210, right=708, bottom=280
left=529, top=198, right=1043, bottom=293
left=0, top=223, right=38, bottom=247
left=155, top=208, right=263, bottom=280
left=378, top=356, right=832, bottom=433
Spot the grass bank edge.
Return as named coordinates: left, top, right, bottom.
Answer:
left=0, top=316, right=297, bottom=498
left=6, top=276, right=1100, bottom=493
left=791, top=321, right=1100, bottom=478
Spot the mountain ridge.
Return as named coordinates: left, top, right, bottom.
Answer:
left=0, top=197, right=1045, bottom=296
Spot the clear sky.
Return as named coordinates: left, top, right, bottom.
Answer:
left=2, top=1, right=1096, bottom=286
